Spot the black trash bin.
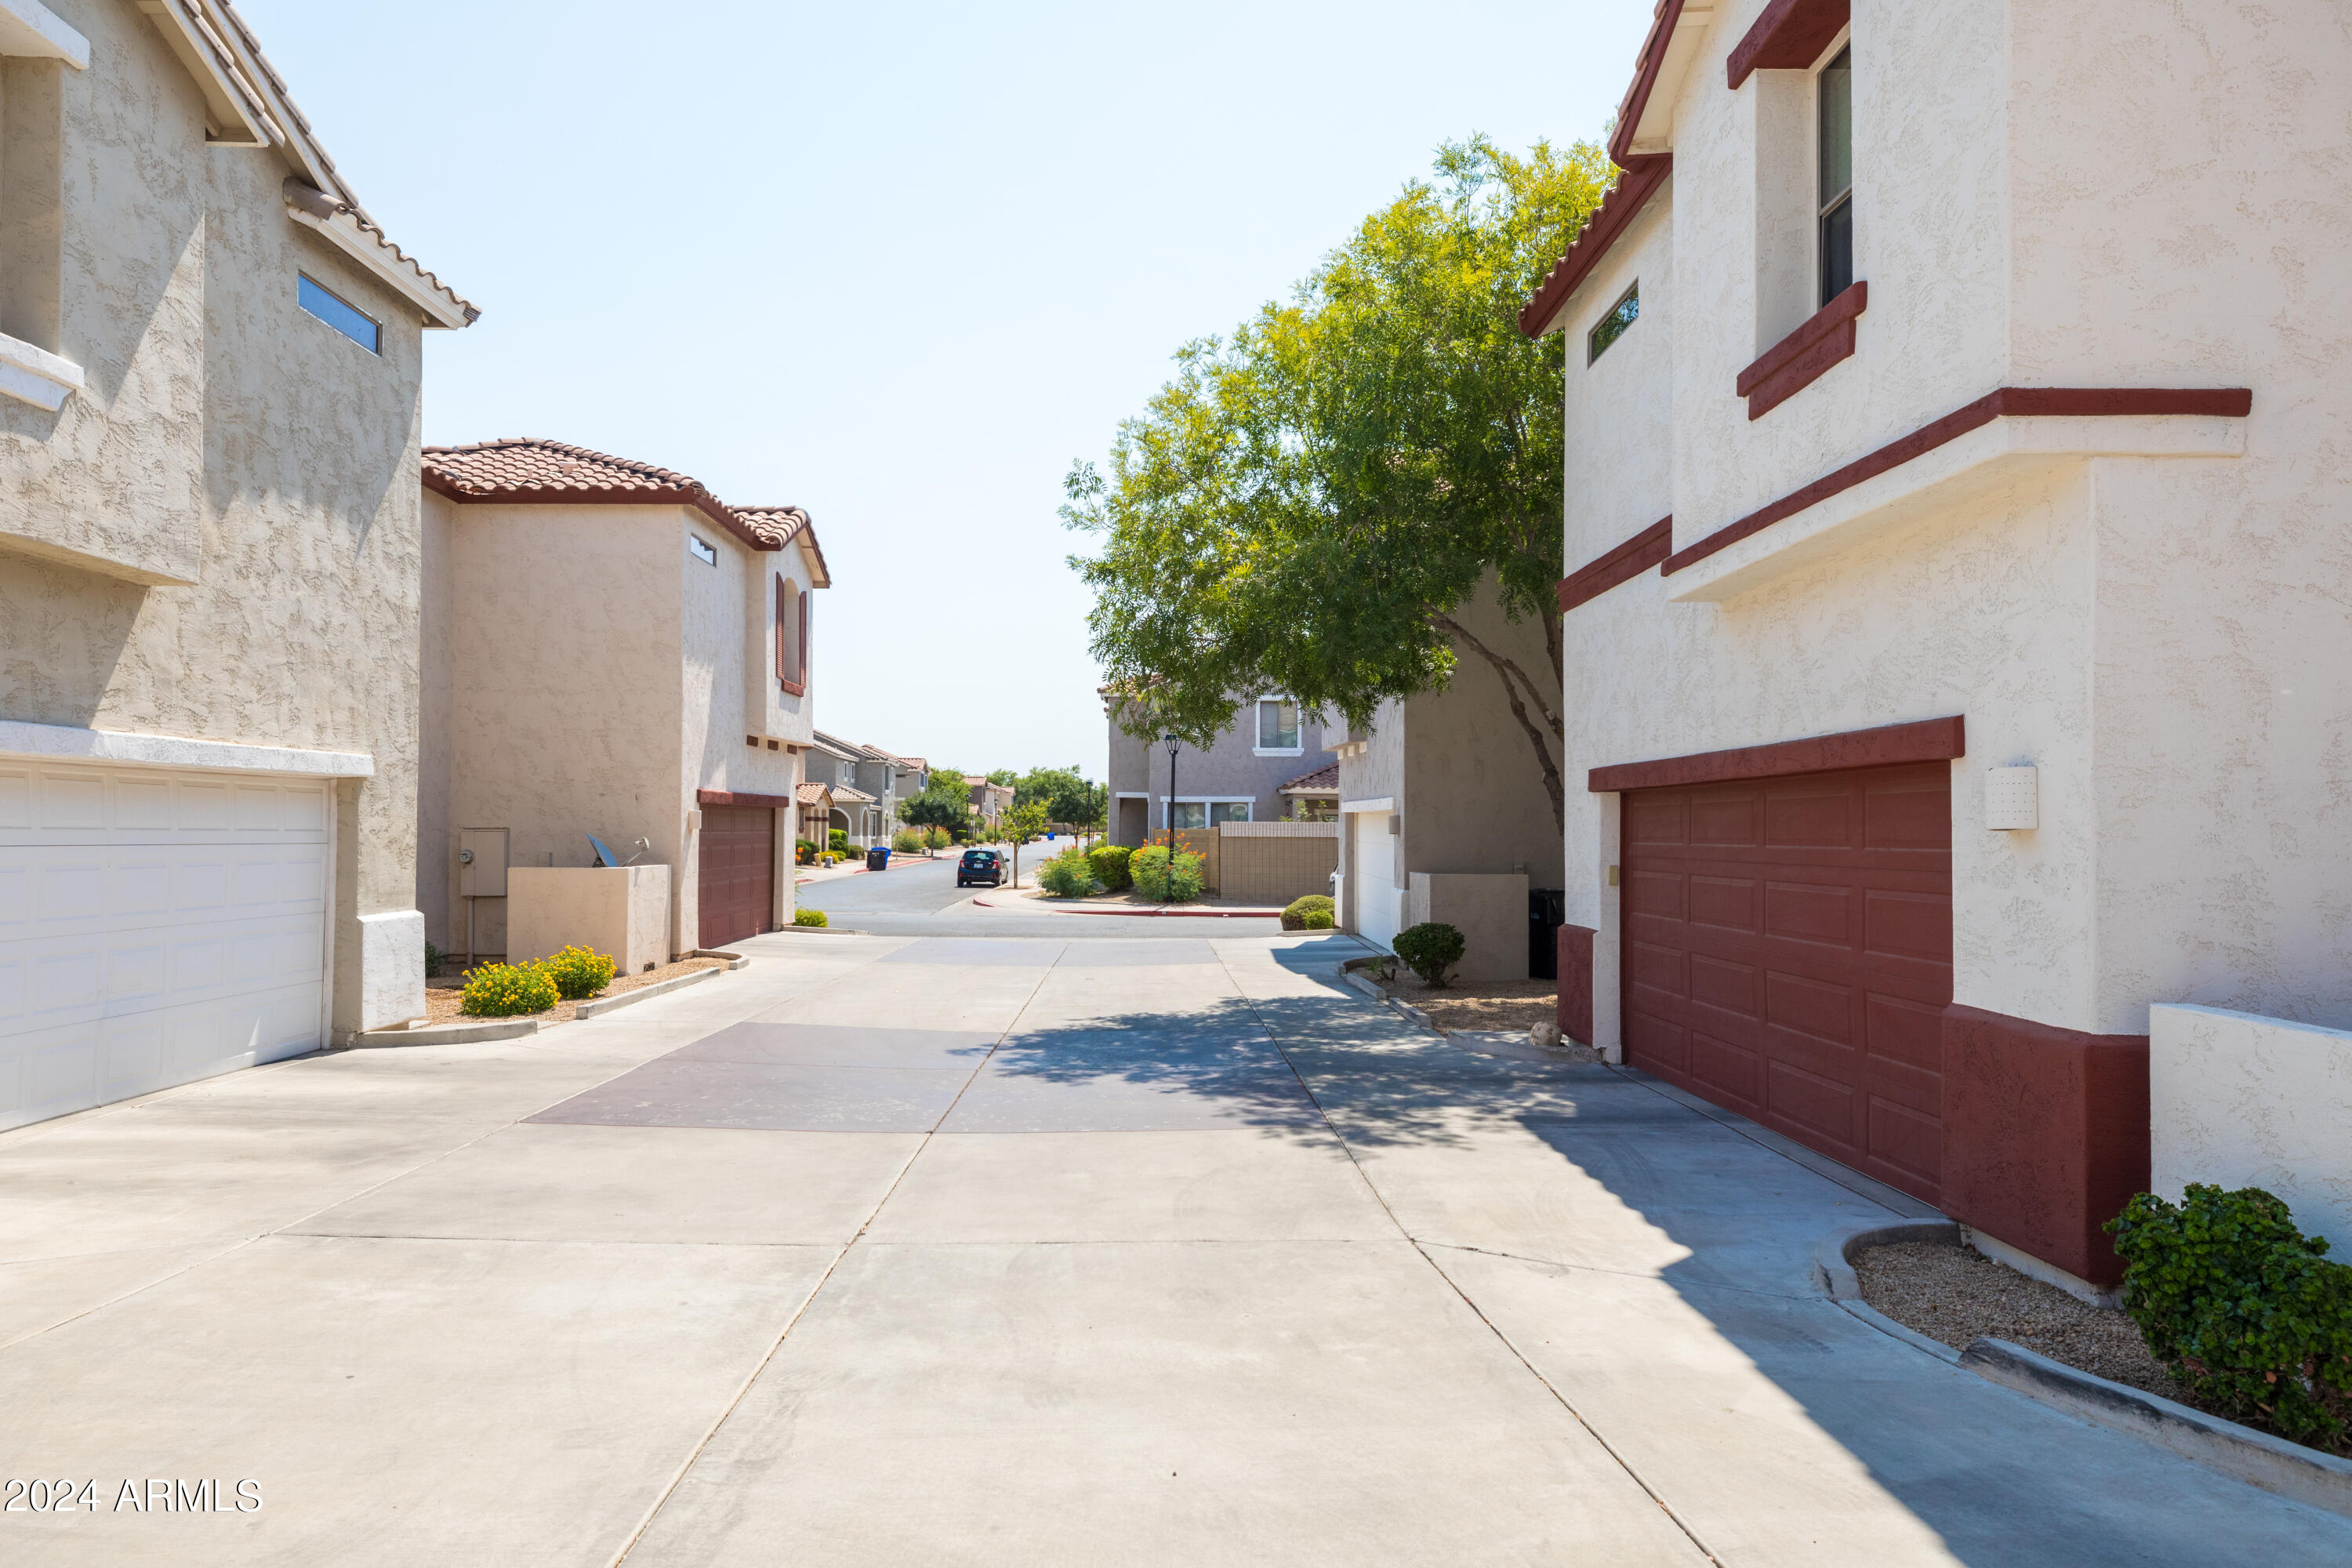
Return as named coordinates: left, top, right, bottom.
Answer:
left=866, top=846, right=890, bottom=871
left=1529, top=888, right=1565, bottom=978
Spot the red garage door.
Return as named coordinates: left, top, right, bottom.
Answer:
left=1621, top=761, right=1951, bottom=1205
left=698, top=805, right=775, bottom=949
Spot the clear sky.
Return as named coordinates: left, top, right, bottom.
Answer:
left=238, top=0, right=1646, bottom=780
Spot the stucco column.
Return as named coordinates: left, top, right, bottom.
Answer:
left=330, top=776, right=426, bottom=1037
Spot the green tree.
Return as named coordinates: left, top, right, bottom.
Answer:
left=898, top=768, right=975, bottom=835
left=1001, top=800, right=1051, bottom=888
left=985, top=768, right=1018, bottom=786
left=1011, top=765, right=1105, bottom=831
left=1063, top=136, right=1610, bottom=820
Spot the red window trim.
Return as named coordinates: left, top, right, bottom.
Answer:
left=698, top=788, right=794, bottom=811
left=1726, top=0, right=1850, bottom=90
left=1556, top=517, right=1673, bottom=613
left=1663, top=387, right=2252, bottom=576
left=1588, top=715, right=1964, bottom=793
left=1737, top=281, right=1865, bottom=419
left=777, top=574, right=806, bottom=697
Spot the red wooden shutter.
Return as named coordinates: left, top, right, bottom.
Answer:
left=798, top=589, right=810, bottom=687
left=775, top=575, right=788, bottom=689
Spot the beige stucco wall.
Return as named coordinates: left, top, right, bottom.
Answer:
left=506, top=865, right=670, bottom=976
left=430, top=501, right=684, bottom=957
left=1550, top=0, right=2352, bottom=1051
left=1406, top=873, right=1531, bottom=983
left=1, top=0, right=434, bottom=1033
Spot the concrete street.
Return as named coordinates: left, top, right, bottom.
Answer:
left=2, top=931, right=2345, bottom=1565
left=800, top=840, right=1283, bottom=937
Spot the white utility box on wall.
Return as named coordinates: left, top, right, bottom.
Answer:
left=1984, top=766, right=2038, bottom=830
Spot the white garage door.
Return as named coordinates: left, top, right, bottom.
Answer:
left=1, top=758, right=331, bottom=1133
left=1352, top=811, right=1399, bottom=953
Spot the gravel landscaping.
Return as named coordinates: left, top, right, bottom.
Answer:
left=1371, top=971, right=1559, bottom=1033
left=421, top=954, right=728, bottom=1028
left=1855, top=1240, right=2178, bottom=1392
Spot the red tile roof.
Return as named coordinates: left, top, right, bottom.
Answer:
left=421, top=438, right=827, bottom=576
left=796, top=782, right=830, bottom=806
left=1278, top=763, right=1340, bottom=794
left=739, top=506, right=831, bottom=586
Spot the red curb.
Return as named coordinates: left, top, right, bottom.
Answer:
left=970, top=898, right=1284, bottom=919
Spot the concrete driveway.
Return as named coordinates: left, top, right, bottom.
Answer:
left=2, top=931, right=2346, bottom=1565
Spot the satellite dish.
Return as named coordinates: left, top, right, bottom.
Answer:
left=587, top=833, right=621, bottom=868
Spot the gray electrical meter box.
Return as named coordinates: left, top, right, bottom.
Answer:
left=459, top=828, right=510, bottom=897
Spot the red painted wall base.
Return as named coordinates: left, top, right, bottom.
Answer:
left=1558, top=925, right=1595, bottom=1046
left=1940, top=1004, right=2151, bottom=1287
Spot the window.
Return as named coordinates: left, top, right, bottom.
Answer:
left=297, top=274, right=379, bottom=354
left=777, top=575, right=808, bottom=695
left=688, top=534, right=717, bottom=566
left=1167, top=800, right=1250, bottom=829
left=1255, top=698, right=1300, bottom=753
left=1588, top=281, right=1639, bottom=363
left=1817, top=45, right=1853, bottom=307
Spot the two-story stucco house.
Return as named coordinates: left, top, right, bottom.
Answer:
left=1330, top=579, right=1562, bottom=975
left=1526, top=0, right=2350, bottom=1296
left=1108, top=695, right=1339, bottom=847
left=1, top=0, right=476, bottom=1130
left=806, top=732, right=882, bottom=847
left=418, top=440, right=829, bottom=956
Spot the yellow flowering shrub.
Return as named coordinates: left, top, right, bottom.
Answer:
left=459, top=962, right=559, bottom=1017
left=540, top=945, right=616, bottom=1001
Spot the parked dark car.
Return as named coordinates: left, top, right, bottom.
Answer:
left=957, top=848, right=1004, bottom=888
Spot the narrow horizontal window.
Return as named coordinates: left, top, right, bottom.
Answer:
left=297, top=274, right=379, bottom=354
left=1588, top=282, right=1639, bottom=363
left=688, top=535, right=717, bottom=566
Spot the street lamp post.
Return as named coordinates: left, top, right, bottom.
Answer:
left=1162, top=731, right=1181, bottom=858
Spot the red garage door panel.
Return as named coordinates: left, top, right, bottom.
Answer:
left=1621, top=760, right=1951, bottom=1205
left=698, top=805, right=774, bottom=949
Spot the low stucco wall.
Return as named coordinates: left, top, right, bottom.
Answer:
left=2151, top=1003, right=2352, bottom=1255
left=1220, top=822, right=1337, bottom=906
left=506, top=866, right=671, bottom=977
left=1406, top=873, right=1530, bottom=983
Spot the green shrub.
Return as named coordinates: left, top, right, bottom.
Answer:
left=2107, top=1184, right=2352, bottom=1450
left=1392, top=922, right=1467, bottom=987
left=1131, top=845, right=1204, bottom=902
left=539, top=944, right=615, bottom=1001
left=1301, top=908, right=1334, bottom=930
left=1088, top=843, right=1134, bottom=892
left=1282, top=894, right=1335, bottom=931
left=893, top=828, right=927, bottom=854
left=828, top=828, right=849, bottom=855
left=925, top=826, right=950, bottom=850
left=459, top=961, right=558, bottom=1017
left=1036, top=846, right=1098, bottom=898
left=424, top=942, right=445, bottom=978
left=795, top=837, right=818, bottom=865
left=793, top=908, right=829, bottom=927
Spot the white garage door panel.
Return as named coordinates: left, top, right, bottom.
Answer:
left=1352, top=813, right=1399, bottom=953
left=0, top=760, right=329, bottom=1132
